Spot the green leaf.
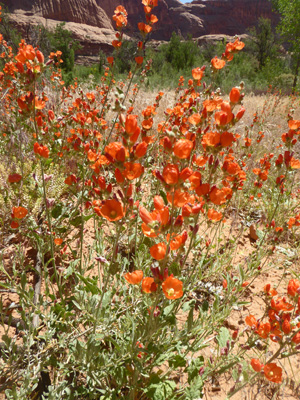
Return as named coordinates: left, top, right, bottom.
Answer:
left=202, top=300, right=209, bottom=312
left=185, top=376, right=203, bottom=399
left=216, top=327, right=231, bottom=348
left=146, top=379, right=176, bottom=400
left=76, top=273, right=99, bottom=295
left=51, top=204, right=63, bottom=219
left=186, top=356, right=204, bottom=383
left=159, top=190, right=168, bottom=206
left=168, top=354, right=186, bottom=368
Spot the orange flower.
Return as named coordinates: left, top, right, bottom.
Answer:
left=138, top=23, right=152, bottom=34
left=34, top=142, right=49, bottom=158
left=256, top=322, right=271, bottom=339
left=203, top=97, right=223, bottom=112
left=264, top=363, right=282, bottom=383
left=220, top=131, right=234, bottom=147
left=139, top=206, right=153, bottom=225
left=245, top=315, right=257, bottom=328
left=288, top=119, right=300, bottom=130
left=167, top=189, right=191, bottom=207
left=135, top=142, right=148, bottom=158
left=188, top=113, right=201, bottom=125
left=209, top=187, right=227, bottom=205
left=264, top=284, right=278, bottom=297
left=8, top=173, right=22, bottom=183
left=163, top=164, right=179, bottom=185
left=141, top=223, right=158, bottom=238
left=10, top=220, right=20, bottom=229
left=215, top=102, right=233, bottom=126
left=192, top=67, right=204, bottom=81
left=292, top=332, right=300, bottom=344
left=290, top=157, right=300, bottom=169
left=123, top=162, right=144, bottom=180
left=95, top=199, right=124, bottom=221
left=135, top=56, right=144, bottom=65
left=54, top=238, right=63, bottom=245
left=282, top=318, right=291, bottom=334
left=287, top=279, right=300, bottom=297
left=168, top=231, right=188, bottom=250
left=229, top=87, right=241, bottom=103
left=142, top=277, right=157, bottom=293
left=162, top=276, right=183, bottom=300
left=113, top=5, right=128, bottom=28
left=207, top=209, right=223, bottom=222
left=150, top=242, right=167, bottom=260
left=271, top=297, right=293, bottom=312
left=211, top=56, right=226, bottom=70
left=173, top=139, right=193, bottom=159
left=153, top=195, right=165, bottom=210
left=202, top=131, right=220, bottom=148
left=125, top=115, right=138, bottom=135
left=194, top=155, right=208, bottom=167
left=142, top=118, right=153, bottom=130
left=195, top=183, right=210, bottom=196
left=105, top=142, right=127, bottom=162
left=142, top=0, right=158, bottom=8
left=124, top=270, right=143, bottom=285
left=236, top=106, right=245, bottom=120
left=12, top=206, right=28, bottom=219
left=251, top=359, right=263, bottom=372
left=65, top=174, right=77, bottom=185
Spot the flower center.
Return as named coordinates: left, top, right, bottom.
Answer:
left=167, top=288, right=175, bottom=297
left=110, top=210, right=117, bottom=218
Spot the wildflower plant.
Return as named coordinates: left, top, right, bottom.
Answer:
left=0, top=3, right=300, bottom=399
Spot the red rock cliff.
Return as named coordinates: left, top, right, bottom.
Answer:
left=4, top=0, right=278, bottom=55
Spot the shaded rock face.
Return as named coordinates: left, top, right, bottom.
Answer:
left=6, top=0, right=113, bottom=29
left=5, top=0, right=277, bottom=55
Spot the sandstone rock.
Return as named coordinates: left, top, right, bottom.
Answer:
left=5, top=0, right=278, bottom=56
left=8, top=12, right=116, bottom=55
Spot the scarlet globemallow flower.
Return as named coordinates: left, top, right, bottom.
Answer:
left=245, top=315, right=257, bottom=328
left=124, top=270, right=143, bottom=285
left=251, top=358, right=263, bottom=372
left=211, top=56, right=226, bottom=70
left=264, top=284, right=278, bottom=297
left=12, top=206, right=28, bottom=219
left=229, top=87, right=241, bottom=103
left=122, top=162, right=144, bottom=180
left=150, top=242, right=167, bottom=260
left=256, top=322, right=271, bottom=339
left=95, top=199, right=124, bottom=221
left=173, top=139, right=193, bottom=159
left=139, top=206, right=153, bottom=225
left=207, top=209, right=223, bottom=222
left=34, top=142, right=49, bottom=158
left=153, top=195, right=165, bottom=210
left=125, top=114, right=138, bottom=135
left=8, top=173, right=22, bottom=183
left=192, top=67, right=204, bottom=81
left=162, top=164, right=179, bottom=185
left=271, top=297, right=293, bottom=312
left=162, top=276, right=183, bottom=300
left=264, top=363, right=282, bottom=383
left=287, top=279, right=300, bottom=297
left=142, top=277, right=157, bottom=293
left=209, top=187, right=227, bottom=205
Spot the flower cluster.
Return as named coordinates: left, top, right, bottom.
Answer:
left=247, top=279, right=300, bottom=383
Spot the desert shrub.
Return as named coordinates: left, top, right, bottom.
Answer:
left=164, top=32, right=200, bottom=71
left=0, top=3, right=21, bottom=53
left=0, top=3, right=300, bottom=400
